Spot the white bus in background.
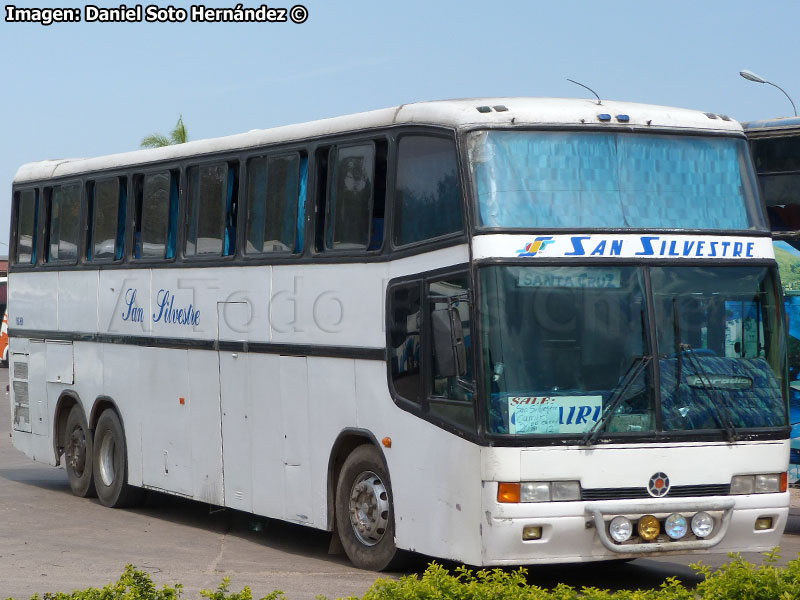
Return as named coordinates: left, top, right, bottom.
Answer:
left=8, top=98, right=790, bottom=570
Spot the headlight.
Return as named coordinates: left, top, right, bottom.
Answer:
left=551, top=480, right=581, bottom=501
left=731, top=473, right=786, bottom=494
left=498, top=480, right=581, bottom=503
left=609, top=516, right=633, bottom=542
left=664, top=513, right=688, bottom=540
left=730, top=475, right=755, bottom=494
left=691, top=512, right=714, bottom=538
left=755, top=474, right=781, bottom=493
left=521, top=482, right=551, bottom=502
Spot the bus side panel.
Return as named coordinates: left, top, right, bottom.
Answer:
left=139, top=348, right=192, bottom=496
left=11, top=272, right=58, bottom=331
left=188, top=349, right=224, bottom=506
left=270, top=264, right=387, bottom=347
left=279, top=355, right=314, bottom=524
left=249, top=353, right=287, bottom=520
left=307, top=356, right=358, bottom=529
left=102, top=344, right=144, bottom=486
left=58, top=271, right=98, bottom=333
left=354, top=361, right=484, bottom=565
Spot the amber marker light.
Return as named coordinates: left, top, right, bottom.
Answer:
left=382, top=437, right=392, bottom=448
left=498, top=482, right=521, bottom=503
left=781, top=472, right=788, bottom=493
left=638, top=515, right=660, bottom=541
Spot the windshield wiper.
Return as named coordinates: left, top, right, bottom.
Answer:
left=671, top=298, right=738, bottom=442
left=581, top=355, right=652, bottom=446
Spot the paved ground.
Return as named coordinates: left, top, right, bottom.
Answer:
left=1, top=366, right=799, bottom=599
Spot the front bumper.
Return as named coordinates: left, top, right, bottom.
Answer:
left=480, top=486, right=789, bottom=565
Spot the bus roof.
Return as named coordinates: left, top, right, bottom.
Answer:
left=14, top=97, right=743, bottom=184
left=742, top=116, right=800, bottom=132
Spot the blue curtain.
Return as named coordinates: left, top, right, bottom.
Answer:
left=472, top=131, right=753, bottom=230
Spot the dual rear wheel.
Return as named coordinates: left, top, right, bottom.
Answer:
left=64, top=405, right=142, bottom=508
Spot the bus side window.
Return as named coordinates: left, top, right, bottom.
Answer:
left=87, top=177, right=126, bottom=262
left=246, top=152, right=303, bottom=254
left=394, top=136, right=463, bottom=247
left=320, top=140, right=387, bottom=252
left=134, top=171, right=178, bottom=260
left=388, top=282, right=423, bottom=404
left=14, top=189, right=38, bottom=265
left=427, top=275, right=475, bottom=430
left=185, top=162, right=232, bottom=257
left=45, top=183, right=81, bottom=264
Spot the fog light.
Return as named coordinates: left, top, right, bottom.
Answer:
left=755, top=517, right=773, bottom=531
left=638, top=515, right=660, bottom=541
left=664, top=513, right=688, bottom=540
left=691, top=512, right=714, bottom=538
left=522, top=525, right=542, bottom=540
left=609, top=516, right=633, bottom=543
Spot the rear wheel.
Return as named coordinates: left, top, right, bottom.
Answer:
left=335, top=444, right=400, bottom=570
left=93, top=409, right=143, bottom=508
left=64, top=405, right=96, bottom=498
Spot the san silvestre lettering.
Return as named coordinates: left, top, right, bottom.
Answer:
left=120, top=288, right=200, bottom=327
left=565, top=235, right=755, bottom=258
left=153, top=289, right=201, bottom=326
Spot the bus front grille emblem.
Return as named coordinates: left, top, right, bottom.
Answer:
left=648, top=472, right=670, bottom=497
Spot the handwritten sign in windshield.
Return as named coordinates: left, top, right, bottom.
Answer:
left=508, top=396, right=602, bottom=434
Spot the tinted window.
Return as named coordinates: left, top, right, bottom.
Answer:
left=47, top=183, right=81, bottom=263
left=89, top=178, right=126, bottom=261
left=135, top=171, right=176, bottom=259
left=389, top=282, right=422, bottom=403
left=186, top=163, right=227, bottom=256
left=326, top=144, right=374, bottom=250
left=394, top=136, right=463, bottom=246
left=246, top=153, right=302, bottom=253
left=15, top=189, right=38, bottom=265
left=751, top=136, right=800, bottom=173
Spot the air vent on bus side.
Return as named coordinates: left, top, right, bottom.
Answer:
left=11, top=355, right=31, bottom=433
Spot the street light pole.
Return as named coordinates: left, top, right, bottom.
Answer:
left=740, top=69, right=798, bottom=117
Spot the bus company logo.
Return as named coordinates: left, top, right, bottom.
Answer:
left=517, top=237, right=554, bottom=257
left=647, top=472, right=670, bottom=497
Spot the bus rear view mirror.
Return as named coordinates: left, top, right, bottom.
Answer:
left=432, top=307, right=467, bottom=378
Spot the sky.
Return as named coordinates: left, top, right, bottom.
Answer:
left=1, top=0, right=799, bottom=251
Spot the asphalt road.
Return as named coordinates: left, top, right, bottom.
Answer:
left=1, top=367, right=799, bottom=599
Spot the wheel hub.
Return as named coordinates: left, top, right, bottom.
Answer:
left=66, top=427, right=86, bottom=476
left=98, top=431, right=116, bottom=487
left=348, top=471, right=390, bottom=546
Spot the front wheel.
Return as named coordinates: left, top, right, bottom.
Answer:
left=335, top=444, right=400, bottom=570
left=93, top=409, right=143, bottom=508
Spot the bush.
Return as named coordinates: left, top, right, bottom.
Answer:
left=6, top=549, right=800, bottom=600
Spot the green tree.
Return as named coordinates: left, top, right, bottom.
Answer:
left=141, top=115, right=189, bottom=148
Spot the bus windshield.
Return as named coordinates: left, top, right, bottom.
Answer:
left=481, top=265, right=787, bottom=437
left=468, top=130, right=764, bottom=231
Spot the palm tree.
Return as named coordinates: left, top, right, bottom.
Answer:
left=141, top=115, right=189, bottom=148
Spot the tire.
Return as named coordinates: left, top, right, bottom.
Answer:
left=64, top=405, right=96, bottom=498
left=93, top=409, right=143, bottom=508
left=335, top=444, right=400, bottom=570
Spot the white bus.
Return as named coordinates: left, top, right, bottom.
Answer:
left=8, top=98, right=790, bottom=570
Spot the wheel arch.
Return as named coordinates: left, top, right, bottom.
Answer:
left=89, top=395, right=124, bottom=432
left=326, top=428, right=390, bottom=531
